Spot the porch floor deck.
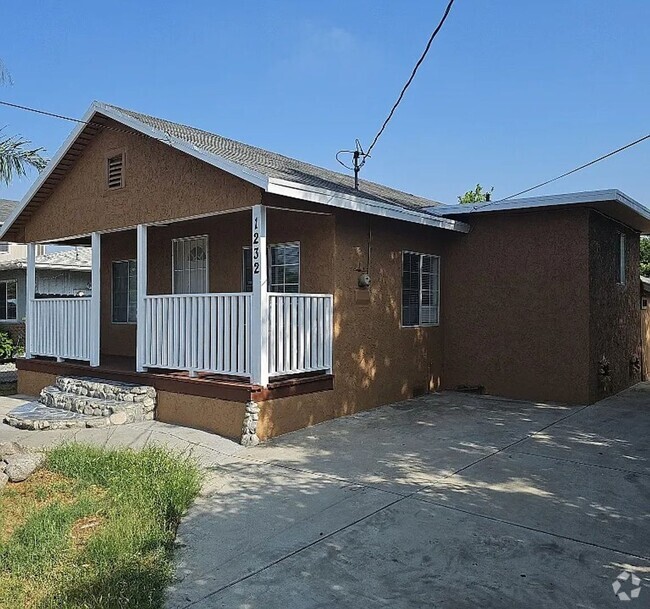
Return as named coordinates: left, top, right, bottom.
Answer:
left=17, top=356, right=333, bottom=402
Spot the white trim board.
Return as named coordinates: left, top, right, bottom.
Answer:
left=429, top=190, right=650, bottom=220
left=0, top=100, right=471, bottom=240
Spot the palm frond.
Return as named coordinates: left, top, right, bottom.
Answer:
left=0, top=130, right=48, bottom=186
left=0, top=59, right=12, bottom=85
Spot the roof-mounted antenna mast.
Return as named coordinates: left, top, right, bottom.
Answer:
left=336, top=140, right=369, bottom=190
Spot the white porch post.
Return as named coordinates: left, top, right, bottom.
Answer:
left=251, top=205, right=269, bottom=386
left=136, top=224, right=148, bottom=372
left=25, top=243, right=36, bottom=359
left=90, top=232, right=101, bottom=366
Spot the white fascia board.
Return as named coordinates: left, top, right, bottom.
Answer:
left=0, top=104, right=99, bottom=240
left=0, top=101, right=269, bottom=241
left=93, top=102, right=269, bottom=190
left=267, top=178, right=470, bottom=234
left=432, top=189, right=650, bottom=219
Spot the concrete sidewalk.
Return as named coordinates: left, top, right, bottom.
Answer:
left=0, top=395, right=246, bottom=492
left=167, top=387, right=650, bottom=609
left=2, top=387, right=648, bottom=608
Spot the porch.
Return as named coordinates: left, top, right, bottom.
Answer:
left=23, top=204, right=335, bottom=392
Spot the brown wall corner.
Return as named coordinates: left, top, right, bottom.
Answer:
left=588, top=211, right=642, bottom=402
left=155, top=391, right=246, bottom=441
left=17, top=369, right=56, bottom=398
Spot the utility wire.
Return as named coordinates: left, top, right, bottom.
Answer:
left=492, top=132, right=650, bottom=203
left=0, top=98, right=462, bottom=227
left=0, top=99, right=174, bottom=143
left=365, top=0, right=456, bottom=158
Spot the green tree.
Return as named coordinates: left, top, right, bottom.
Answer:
left=0, top=60, right=48, bottom=185
left=458, top=183, right=494, bottom=204
left=641, top=236, right=650, bottom=277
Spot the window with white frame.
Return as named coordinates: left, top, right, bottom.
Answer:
left=172, top=236, right=208, bottom=294
left=112, top=260, right=137, bottom=323
left=617, top=232, right=626, bottom=285
left=0, top=243, right=9, bottom=253
left=0, top=280, right=17, bottom=321
left=242, top=242, right=300, bottom=293
left=402, top=252, right=440, bottom=327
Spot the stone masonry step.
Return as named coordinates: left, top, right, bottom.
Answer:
left=55, top=376, right=156, bottom=404
left=39, top=386, right=154, bottom=423
left=3, top=376, right=157, bottom=431
left=4, top=401, right=112, bottom=431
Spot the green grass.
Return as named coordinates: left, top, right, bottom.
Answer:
left=0, top=444, right=202, bottom=609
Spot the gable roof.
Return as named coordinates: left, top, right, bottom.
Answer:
left=0, top=199, right=17, bottom=224
left=105, top=104, right=442, bottom=212
left=0, top=101, right=469, bottom=240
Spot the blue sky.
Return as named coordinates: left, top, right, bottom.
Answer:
left=2, top=0, right=649, bottom=205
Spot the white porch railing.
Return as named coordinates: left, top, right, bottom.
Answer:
left=141, top=292, right=333, bottom=380
left=268, top=294, right=333, bottom=377
left=143, top=293, right=252, bottom=376
left=29, top=298, right=92, bottom=361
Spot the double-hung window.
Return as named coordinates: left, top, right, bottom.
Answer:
left=112, top=260, right=137, bottom=323
left=0, top=280, right=17, bottom=321
left=243, top=242, right=300, bottom=293
left=172, top=236, right=208, bottom=294
left=402, top=252, right=440, bottom=327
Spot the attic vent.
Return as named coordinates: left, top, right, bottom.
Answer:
left=107, top=153, right=124, bottom=189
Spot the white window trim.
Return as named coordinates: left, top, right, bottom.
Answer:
left=243, top=241, right=301, bottom=293
left=400, top=251, right=440, bottom=328
left=171, top=235, right=210, bottom=294
left=111, top=259, right=137, bottom=325
left=618, top=232, right=626, bottom=285
left=0, top=279, right=17, bottom=322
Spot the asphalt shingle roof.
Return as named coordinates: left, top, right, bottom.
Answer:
left=104, top=104, right=443, bottom=211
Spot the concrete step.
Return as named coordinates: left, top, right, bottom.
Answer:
left=39, top=386, right=153, bottom=424
left=55, top=376, right=156, bottom=404
left=2, top=376, right=157, bottom=431
left=3, top=401, right=111, bottom=431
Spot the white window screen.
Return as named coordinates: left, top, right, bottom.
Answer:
left=402, top=252, right=439, bottom=327
left=173, top=236, right=208, bottom=294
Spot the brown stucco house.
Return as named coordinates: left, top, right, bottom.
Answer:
left=2, top=101, right=649, bottom=443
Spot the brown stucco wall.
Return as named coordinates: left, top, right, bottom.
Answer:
left=442, top=208, right=592, bottom=404
left=17, top=369, right=56, bottom=397
left=156, top=392, right=246, bottom=440
left=253, top=203, right=446, bottom=439
left=23, top=118, right=262, bottom=243
left=101, top=230, right=137, bottom=357
left=146, top=205, right=335, bottom=295
left=588, top=211, right=641, bottom=401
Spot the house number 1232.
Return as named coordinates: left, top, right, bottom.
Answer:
left=253, top=216, right=260, bottom=274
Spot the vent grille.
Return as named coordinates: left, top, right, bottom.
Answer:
left=107, top=154, right=124, bottom=189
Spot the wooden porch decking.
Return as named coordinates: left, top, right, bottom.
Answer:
left=17, top=355, right=334, bottom=402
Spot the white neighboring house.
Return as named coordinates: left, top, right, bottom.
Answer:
left=0, top=199, right=91, bottom=328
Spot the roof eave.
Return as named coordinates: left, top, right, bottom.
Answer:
left=431, top=190, right=650, bottom=233
left=267, top=178, right=470, bottom=233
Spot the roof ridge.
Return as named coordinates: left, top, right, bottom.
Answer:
left=100, top=103, right=442, bottom=209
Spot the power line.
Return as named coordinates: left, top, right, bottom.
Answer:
left=0, top=99, right=173, bottom=143
left=336, top=0, right=457, bottom=187
left=365, top=0, right=456, bottom=158
left=492, top=132, right=650, bottom=203
left=0, top=98, right=461, bottom=227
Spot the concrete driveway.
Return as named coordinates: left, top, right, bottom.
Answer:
left=167, top=385, right=650, bottom=609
